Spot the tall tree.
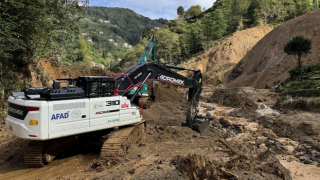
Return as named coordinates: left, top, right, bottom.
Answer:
left=142, top=25, right=152, bottom=39
left=184, top=5, right=202, bottom=19
left=232, top=0, right=249, bottom=30
left=284, top=36, right=312, bottom=81
left=314, top=0, right=319, bottom=10
left=177, top=6, right=185, bottom=17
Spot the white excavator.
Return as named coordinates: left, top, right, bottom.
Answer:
left=5, top=36, right=209, bottom=168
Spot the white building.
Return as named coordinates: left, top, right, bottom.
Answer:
left=104, top=20, right=110, bottom=23
left=88, top=39, right=93, bottom=43
left=99, top=31, right=103, bottom=34
left=108, top=39, right=114, bottom=42
left=99, top=19, right=103, bottom=23
left=92, top=62, right=105, bottom=70
left=122, top=43, right=128, bottom=47
left=154, top=27, right=160, bottom=30
left=113, top=43, right=118, bottom=46
left=117, top=58, right=122, bottom=61
left=128, top=45, right=133, bottom=49
left=81, top=33, right=87, bottom=37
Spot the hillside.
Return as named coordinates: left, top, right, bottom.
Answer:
left=180, top=26, right=273, bottom=83
left=82, top=7, right=167, bottom=46
left=77, top=7, right=167, bottom=70
left=225, top=9, right=320, bottom=89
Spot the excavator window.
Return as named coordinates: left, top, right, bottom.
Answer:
left=88, top=81, right=115, bottom=98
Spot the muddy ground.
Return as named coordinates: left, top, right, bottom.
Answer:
left=0, top=85, right=320, bottom=180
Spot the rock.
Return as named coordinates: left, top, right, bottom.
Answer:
left=206, top=112, right=212, bottom=118
left=128, top=169, right=135, bottom=174
left=265, top=139, right=273, bottom=148
left=274, top=140, right=284, bottom=151
left=306, top=146, right=312, bottom=149
left=311, top=150, right=317, bottom=161
left=250, top=127, right=258, bottom=132
left=311, top=162, right=318, bottom=166
left=262, top=129, right=269, bottom=137
left=286, top=146, right=295, bottom=155
left=299, top=156, right=309, bottom=161
left=304, top=159, right=312, bottom=164
left=219, top=118, right=231, bottom=127
left=231, top=132, right=237, bottom=137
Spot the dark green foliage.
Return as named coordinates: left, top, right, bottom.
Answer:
left=284, top=36, right=312, bottom=80
left=289, top=63, right=320, bottom=80
left=142, top=25, right=152, bottom=39
left=184, top=5, right=202, bottom=19
left=82, top=7, right=167, bottom=45
left=284, top=36, right=312, bottom=56
left=177, top=6, right=185, bottom=17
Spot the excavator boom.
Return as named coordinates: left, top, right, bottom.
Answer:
left=115, top=62, right=209, bottom=134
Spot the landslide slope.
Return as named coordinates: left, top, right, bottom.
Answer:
left=225, top=9, right=320, bottom=89
left=180, top=26, right=273, bottom=83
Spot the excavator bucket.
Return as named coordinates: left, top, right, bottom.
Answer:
left=193, top=118, right=210, bottom=135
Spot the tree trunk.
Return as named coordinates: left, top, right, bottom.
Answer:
left=298, top=53, right=303, bottom=82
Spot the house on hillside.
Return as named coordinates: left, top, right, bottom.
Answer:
left=122, top=43, right=128, bottom=47
left=154, top=27, right=160, bottom=30
left=117, top=58, right=122, bottom=61
left=128, top=45, right=133, bottom=49
left=114, top=25, right=117, bottom=27
left=99, top=19, right=103, bottom=23
left=88, top=39, right=93, bottom=43
left=117, top=36, right=122, bottom=38
left=99, top=31, right=103, bottom=34
left=92, top=62, right=105, bottom=70
left=104, top=20, right=110, bottom=23
left=81, top=33, right=87, bottom=37
left=108, top=39, right=114, bottom=42
left=113, top=43, right=118, bottom=46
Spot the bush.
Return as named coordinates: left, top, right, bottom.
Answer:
left=289, top=63, right=320, bottom=80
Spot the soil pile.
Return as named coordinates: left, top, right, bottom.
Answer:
left=225, top=9, right=320, bottom=89
left=142, top=83, right=187, bottom=127
left=180, top=26, right=273, bottom=83
left=19, top=59, right=114, bottom=88
left=206, top=89, right=258, bottom=118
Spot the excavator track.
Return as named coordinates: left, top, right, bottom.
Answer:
left=24, top=141, right=47, bottom=168
left=100, top=121, right=146, bottom=160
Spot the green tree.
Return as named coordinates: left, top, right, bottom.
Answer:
left=232, top=0, right=249, bottom=30
left=142, top=25, right=152, bottom=39
left=177, top=6, right=185, bottom=17
left=184, top=5, right=202, bottom=19
left=284, top=36, right=312, bottom=81
left=80, top=38, right=87, bottom=52
left=314, top=0, right=319, bottom=10
left=295, top=0, right=313, bottom=16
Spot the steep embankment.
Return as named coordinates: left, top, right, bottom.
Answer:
left=20, top=60, right=114, bottom=88
left=180, top=26, right=273, bottom=83
left=225, top=9, right=320, bottom=89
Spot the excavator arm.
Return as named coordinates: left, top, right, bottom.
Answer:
left=115, top=62, right=209, bottom=134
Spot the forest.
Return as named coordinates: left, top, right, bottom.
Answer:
left=119, top=0, right=320, bottom=71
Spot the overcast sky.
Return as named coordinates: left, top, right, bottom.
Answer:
left=88, top=0, right=215, bottom=20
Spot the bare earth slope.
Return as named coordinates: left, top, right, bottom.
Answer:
left=225, top=9, right=320, bottom=88
left=180, top=26, right=272, bottom=83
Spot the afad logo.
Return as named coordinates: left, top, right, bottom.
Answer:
left=121, top=102, right=129, bottom=108
left=51, top=111, right=69, bottom=120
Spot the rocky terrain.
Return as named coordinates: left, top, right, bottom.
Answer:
left=1, top=84, right=320, bottom=180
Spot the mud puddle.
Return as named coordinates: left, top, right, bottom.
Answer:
left=0, top=153, right=98, bottom=180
